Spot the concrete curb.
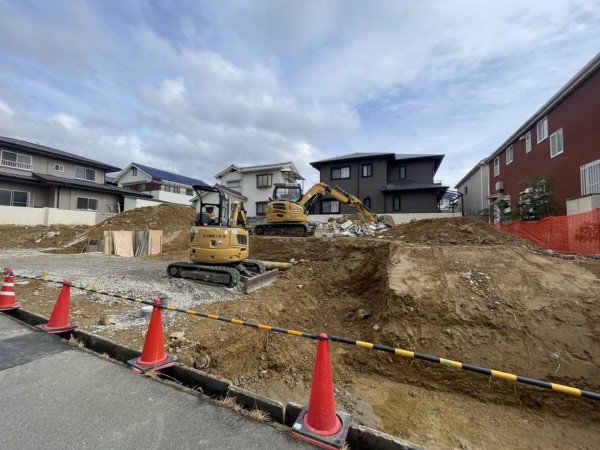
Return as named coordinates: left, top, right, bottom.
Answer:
left=5, top=308, right=423, bottom=450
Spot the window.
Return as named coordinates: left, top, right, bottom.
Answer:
left=464, top=186, right=468, bottom=195
left=363, top=197, right=371, bottom=209
left=321, top=200, right=340, bottom=213
left=75, top=166, right=96, bottom=181
left=506, top=146, right=513, bottom=165
left=393, top=196, right=401, bottom=211
left=54, top=163, right=64, bottom=172
left=0, top=150, right=32, bottom=170
left=550, top=129, right=564, bottom=158
left=399, top=166, right=407, bottom=179
left=256, top=174, right=273, bottom=188
left=227, top=180, right=241, bottom=188
left=0, top=189, right=29, bottom=207
left=132, top=167, right=138, bottom=176
left=76, top=197, right=98, bottom=210
left=493, top=156, right=500, bottom=177
left=525, top=131, right=532, bottom=153
left=255, top=201, right=268, bottom=216
left=362, top=164, right=373, bottom=178
left=331, top=166, right=350, bottom=180
left=537, top=117, right=548, bottom=143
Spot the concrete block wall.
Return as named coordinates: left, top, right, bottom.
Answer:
left=0, top=205, right=114, bottom=226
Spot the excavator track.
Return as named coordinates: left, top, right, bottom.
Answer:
left=167, top=262, right=240, bottom=288
left=253, top=223, right=314, bottom=237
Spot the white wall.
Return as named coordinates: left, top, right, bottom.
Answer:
left=566, top=194, right=600, bottom=215
left=116, top=168, right=152, bottom=185
left=0, top=205, right=114, bottom=225
left=151, top=190, right=195, bottom=205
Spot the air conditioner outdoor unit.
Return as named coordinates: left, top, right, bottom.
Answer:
left=495, top=181, right=504, bottom=191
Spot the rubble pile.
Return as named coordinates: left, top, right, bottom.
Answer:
left=311, top=218, right=390, bottom=237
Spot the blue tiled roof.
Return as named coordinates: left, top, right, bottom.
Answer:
left=133, top=163, right=208, bottom=187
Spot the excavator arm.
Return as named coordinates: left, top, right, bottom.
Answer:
left=298, top=182, right=379, bottom=223
left=230, top=201, right=247, bottom=227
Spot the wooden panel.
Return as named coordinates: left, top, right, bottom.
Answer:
left=103, top=230, right=113, bottom=255
left=148, top=230, right=163, bottom=255
left=112, top=231, right=134, bottom=257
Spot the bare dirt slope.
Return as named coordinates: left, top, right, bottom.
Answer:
left=2, top=205, right=599, bottom=449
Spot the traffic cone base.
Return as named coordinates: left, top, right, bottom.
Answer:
left=291, top=406, right=351, bottom=450
left=34, top=323, right=77, bottom=334
left=0, top=268, right=20, bottom=310
left=127, top=354, right=177, bottom=374
left=127, top=298, right=176, bottom=374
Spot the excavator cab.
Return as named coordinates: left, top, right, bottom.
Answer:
left=272, top=183, right=303, bottom=202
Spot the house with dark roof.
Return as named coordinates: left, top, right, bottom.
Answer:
left=112, top=162, right=208, bottom=206
left=456, top=52, right=600, bottom=219
left=0, top=136, right=150, bottom=220
left=309, top=152, right=448, bottom=214
left=214, top=162, right=304, bottom=217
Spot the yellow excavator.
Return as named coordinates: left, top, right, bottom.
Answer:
left=253, top=182, right=379, bottom=237
left=167, top=184, right=277, bottom=293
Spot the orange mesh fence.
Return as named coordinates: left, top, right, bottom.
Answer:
left=493, top=209, right=600, bottom=255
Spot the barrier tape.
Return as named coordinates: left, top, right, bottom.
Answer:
left=6, top=271, right=600, bottom=402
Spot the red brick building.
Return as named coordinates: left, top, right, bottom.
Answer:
left=458, top=52, right=600, bottom=218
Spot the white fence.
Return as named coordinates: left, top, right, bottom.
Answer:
left=581, top=159, right=600, bottom=195
left=0, top=205, right=114, bottom=226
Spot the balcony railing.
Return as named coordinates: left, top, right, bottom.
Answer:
left=1, top=159, right=32, bottom=171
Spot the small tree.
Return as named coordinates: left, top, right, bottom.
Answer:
left=496, top=194, right=511, bottom=223
left=515, top=176, right=559, bottom=221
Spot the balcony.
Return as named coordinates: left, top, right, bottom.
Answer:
left=1, top=159, right=32, bottom=171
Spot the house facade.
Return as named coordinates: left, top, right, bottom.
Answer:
left=0, top=136, right=149, bottom=214
left=454, top=161, right=490, bottom=219
left=309, top=153, right=448, bottom=214
left=112, top=162, right=208, bottom=206
left=214, top=162, right=304, bottom=217
left=456, top=52, right=600, bottom=218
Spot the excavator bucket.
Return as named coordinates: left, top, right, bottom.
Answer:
left=242, top=269, right=279, bottom=294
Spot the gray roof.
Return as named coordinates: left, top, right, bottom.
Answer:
left=32, top=173, right=152, bottom=198
left=215, top=162, right=303, bottom=179
left=131, top=162, right=208, bottom=187
left=310, top=152, right=445, bottom=173
left=0, top=136, right=121, bottom=172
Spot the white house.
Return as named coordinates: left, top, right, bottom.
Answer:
left=214, top=162, right=304, bottom=217
left=112, top=162, right=208, bottom=208
left=454, top=160, right=490, bottom=220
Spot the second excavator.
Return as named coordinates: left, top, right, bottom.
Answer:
left=253, top=182, right=379, bottom=237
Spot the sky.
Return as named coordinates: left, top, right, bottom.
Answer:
left=0, top=0, right=599, bottom=189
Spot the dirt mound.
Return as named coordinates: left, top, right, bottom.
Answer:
left=384, top=216, right=530, bottom=246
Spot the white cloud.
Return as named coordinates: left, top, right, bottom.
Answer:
left=0, top=99, right=14, bottom=116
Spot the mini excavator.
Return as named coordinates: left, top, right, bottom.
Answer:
left=167, top=184, right=277, bottom=294
left=253, top=182, right=379, bottom=237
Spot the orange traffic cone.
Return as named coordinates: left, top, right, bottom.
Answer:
left=0, top=268, right=20, bottom=311
left=291, top=333, right=351, bottom=449
left=35, top=280, right=77, bottom=333
left=128, top=298, right=176, bottom=374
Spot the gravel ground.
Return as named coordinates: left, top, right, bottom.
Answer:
left=1, top=249, right=243, bottom=333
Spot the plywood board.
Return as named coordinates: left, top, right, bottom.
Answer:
left=112, top=231, right=134, bottom=257
left=103, top=231, right=113, bottom=255
left=148, top=230, right=163, bottom=255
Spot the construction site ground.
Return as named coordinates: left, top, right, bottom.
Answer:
left=1, top=204, right=599, bottom=450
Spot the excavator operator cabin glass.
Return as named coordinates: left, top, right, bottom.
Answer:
left=274, top=185, right=302, bottom=202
